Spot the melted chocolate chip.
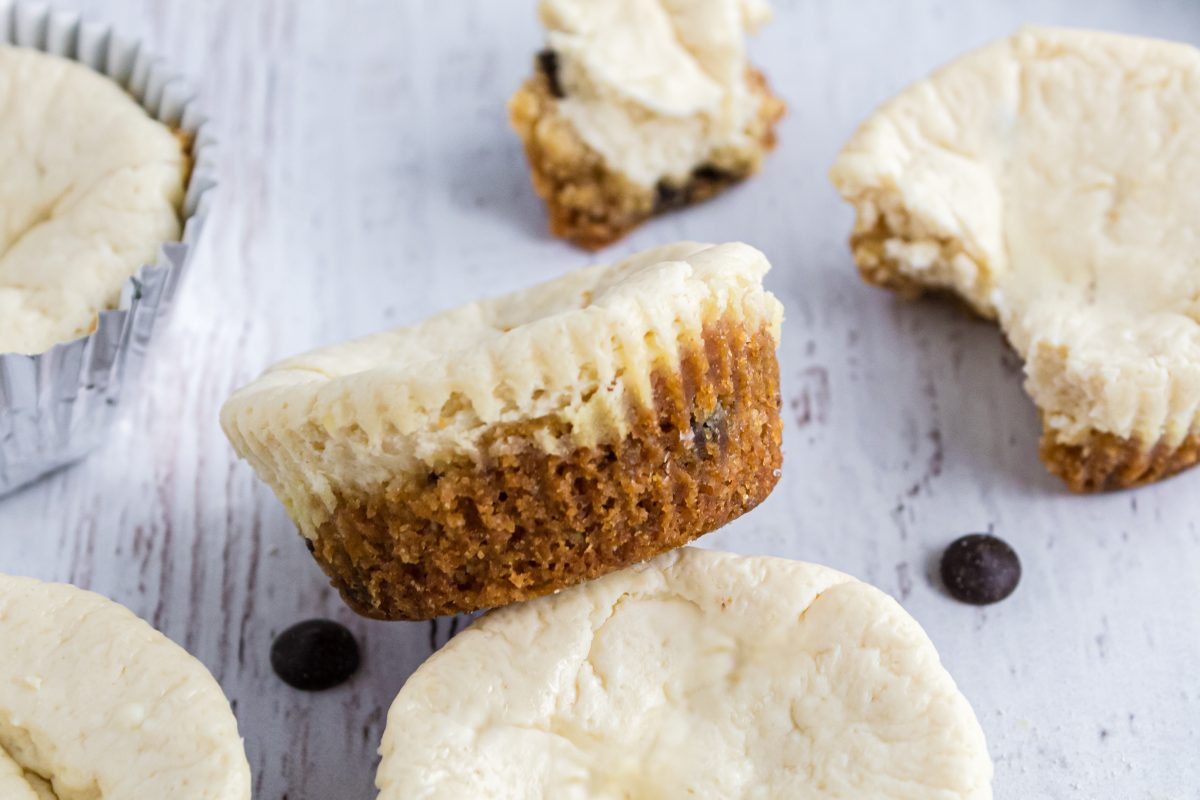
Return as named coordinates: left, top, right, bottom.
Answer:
left=271, top=619, right=361, bottom=691
left=940, top=534, right=1021, bottom=605
left=691, top=402, right=729, bottom=460
left=691, top=163, right=733, bottom=184
left=537, top=49, right=565, bottom=98
left=654, top=179, right=686, bottom=211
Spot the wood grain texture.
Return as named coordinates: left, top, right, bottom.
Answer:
left=2, top=1, right=1199, bottom=798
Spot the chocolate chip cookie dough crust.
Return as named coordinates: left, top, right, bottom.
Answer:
left=1041, top=429, right=1200, bottom=494
left=313, top=320, right=782, bottom=620
left=833, top=28, right=1200, bottom=492
left=509, top=63, right=784, bottom=251
left=851, top=215, right=1200, bottom=494
left=846, top=215, right=974, bottom=306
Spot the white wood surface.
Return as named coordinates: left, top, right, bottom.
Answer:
left=3, top=1, right=1199, bottom=797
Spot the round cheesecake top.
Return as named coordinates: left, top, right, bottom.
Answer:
left=831, top=27, right=1200, bottom=448
left=376, top=548, right=993, bottom=799
left=221, top=242, right=782, bottom=534
left=540, top=0, right=771, bottom=186
left=0, top=574, right=251, bottom=799
left=0, top=45, right=187, bottom=355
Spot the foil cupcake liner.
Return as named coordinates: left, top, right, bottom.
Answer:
left=0, top=1, right=216, bottom=496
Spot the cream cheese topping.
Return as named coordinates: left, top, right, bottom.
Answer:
left=221, top=242, right=782, bottom=536
left=0, top=45, right=186, bottom=355
left=376, top=548, right=993, bottom=799
left=0, top=574, right=251, bottom=799
left=0, top=745, right=54, bottom=800
left=541, top=0, right=772, bottom=186
left=831, top=27, right=1200, bottom=447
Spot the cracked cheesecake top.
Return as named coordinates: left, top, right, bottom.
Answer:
left=831, top=27, right=1200, bottom=449
left=0, top=46, right=187, bottom=355
left=0, top=574, right=250, bottom=799
left=377, top=547, right=993, bottom=799
left=539, top=0, right=772, bottom=187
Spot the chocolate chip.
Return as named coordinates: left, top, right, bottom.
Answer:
left=654, top=179, right=686, bottom=211
left=537, top=49, right=565, bottom=98
left=271, top=619, right=361, bottom=691
left=691, top=163, right=732, bottom=184
left=940, top=534, right=1021, bottom=605
left=691, top=402, right=728, bottom=460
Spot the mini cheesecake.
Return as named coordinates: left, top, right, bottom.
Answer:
left=376, top=548, right=994, bottom=799
left=510, top=0, right=785, bottom=249
left=832, top=27, right=1200, bottom=491
left=222, top=243, right=784, bottom=620
left=0, top=575, right=250, bottom=799
left=0, top=45, right=188, bottom=355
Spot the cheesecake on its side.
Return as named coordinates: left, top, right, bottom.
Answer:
left=222, top=243, right=784, bottom=620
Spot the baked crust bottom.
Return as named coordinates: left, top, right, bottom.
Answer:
left=508, top=65, right=785, bottom=251
left=848, top=216, right=1197, bottom=493
left=1041, top=428, right=1200, bottom=493
left=308, top=320, right=783, bottom=620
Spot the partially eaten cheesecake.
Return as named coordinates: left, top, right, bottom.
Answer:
left=510, top=0, right=785, bottom=249
left=832, top=27, right=1200, bottom=491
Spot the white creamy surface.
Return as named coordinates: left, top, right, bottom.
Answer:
left=0, top=745, right=53, bottom=800
left=541, top=0, right=770, bottom=186
left=6, top=3, right=1200, bottom=798
left=0, top=45, right=186, bottom=355
left=0, top=574, right=251, bottom=800
left=221, top=241, right=782, bottom=534
left=377, top=548, right=992, bottom=799
left=831, top=27, right=1200, bottom=446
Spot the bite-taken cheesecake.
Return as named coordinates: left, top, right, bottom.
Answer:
left=831, top=27, right=1200, bottom=492
left=0, top=46, right=188, bottom=355
left=222, top=242, right=784, bottom=620
left=376, top=548, right=994, bottom=799
left=509, top=0, right=785, bottom=249
left=0, top=574, right=251, bottom=799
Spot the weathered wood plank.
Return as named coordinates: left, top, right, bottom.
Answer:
left=2, top=1, right=1198, bottom=797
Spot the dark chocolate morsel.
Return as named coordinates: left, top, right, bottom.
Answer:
left=691, top=402, right=729, bottom=460
left=537, top=49, right=565, bottom=99
left=654, top=179, right=686, bottom=211
left=940, top=533, right=1021, bottom=605
left=692, top=163, right=733, bottom=183
left=271, top=619, right=361, bottom=691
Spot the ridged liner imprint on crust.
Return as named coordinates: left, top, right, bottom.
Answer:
left=222, top=243, right=784, bottom=620
left=317, top=319, right=781, bottom=620
left=831, top=27, right=1200, bottom=493
left=508, top=63, right=785, bottom=250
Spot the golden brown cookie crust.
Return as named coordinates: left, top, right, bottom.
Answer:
left=306, top=319, right=783, bottom=620
left=508, top=63, right=785, bottom=251
left=847, top=210, right=1198, bottom=492
left=1041, top=428, right=1200, bottom=493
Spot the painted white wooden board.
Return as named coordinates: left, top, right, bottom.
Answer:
left=2, top=0, right=1199, bottom=797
